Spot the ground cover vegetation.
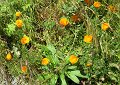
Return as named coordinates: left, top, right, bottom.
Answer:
left=0, top=0, right=120, bottom=85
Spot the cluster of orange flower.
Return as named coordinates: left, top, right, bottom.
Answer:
left=16, top=12, right=22, bottom=28
left=59, top=1, right=112, bottom=43
left=59, top=18, right=110, bottom=43
left=15, top=11, right=30, bottom=45
left=41, top=55, right=79, bottom=66
left=5, top=11, right=30, bottom=73
left=5, top=1, right=116, bottom=72
left=84, top=0, right=117, bottom=12
left=15, top=12, right=30, bottom=45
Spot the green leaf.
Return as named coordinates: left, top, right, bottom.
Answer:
left=22, top=4, right=31, bottom=10
left=5, top=23, right=16, bottom=36
left=50, top=74, right=58, bottom=85
left=37, top=74, right=44, bottom=81
left=60, top=74, right=67, bottom=85
left=67, top=66, right=77, bottom=70
left=47, top=44, right=56, bottom=55
left=68, top=70, right=88, bottom=78
left=66, top=72, right=80, bottom=84
left=53, top=55, right=60, bottom=65
left=43, top=73, right=53, bottom=79
left=108, top=72, right=118, bottom=82
left=109, top=63, right=120, bottom=71
left=44, top=20, right=56, bottom=29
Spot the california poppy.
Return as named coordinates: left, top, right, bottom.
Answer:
left=16, top=19, right=23, bottom=28
left=16, top=11, right=21, bottom=17
left=93, top=1, right=101, bottom=8
left=21, top=66, right=27, bottom=73
left=84, top=35, right=93, bottom=43
left=69, top=55, right=78, bottom=64
left=59, top=17, right=69, bottom=26
left=101, top=22, right=109, bottom=31
left=21, top=35, right=30, bottom=44
left=6, top=52, right=12, bottom=61
left=41, top=58, right=49, bottom=65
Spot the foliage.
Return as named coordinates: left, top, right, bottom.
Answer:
left=0, top=0, right=120, bottom=85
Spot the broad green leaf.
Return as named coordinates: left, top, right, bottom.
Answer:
left=67, top=66, right=77, bottom=70
left=53, top=55, right=60, bottom=65
left=43, top=73, right=53, bottom=79
left=65, top=56, right=70, bottom=64
left=67, top=70, right=88, bottom=78
left=50, top=74, right=58, bottom=85
left=47, top=44, right=56, bottom=55
left=60, top=74, right=67, bottom=85
left=37, top=74, right=44, bottom=81
left=66, top=72, right=80, bottom=84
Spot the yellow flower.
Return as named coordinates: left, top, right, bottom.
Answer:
left=93, top=1, right=101, bottom=8
left=101, top=22, right=109, bottom=31
left=84, top=35, right=93, bottom=43
left=21, top=35, right=30, bottom=44
left=69, top=55, right=78, bottom=64
left=86, top=63, right=92, bottom=67
left=59, top=18, right=69, bottom=26
left=107, top=5, right=117, bottom=12
left=41, top=58, right=49, bottom=65
left=16, top=11, right=21, bottom=17
left=21, top=66, right=27, bottom=73
left=6, top=52, right=12, bottom=61
left=16, top=19, right=23, bottom=28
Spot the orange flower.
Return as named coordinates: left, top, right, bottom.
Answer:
left=101, top=22, right=109, bottom=31
left=84, top=0, right=90, bottom=4
left=93, top=1, right=101, bottom=8
left=16, top=11, right=21, bottom=17
left=59, top=18, right=69, bottom=26
left=71, top=14, right=79, bottom=22
left=16, top=20, right=23, bottom=28
left=21, top=66, right=27, bottom=73
left=84, top=35, right=93, bottom=43
left=86, top=63, right=92, bottom=67
left=41, top=58, right=49, bottom=65
left=6, top=52, right=12, bottom=61
left=69, top=55, right=78, bottom=64
left=107, top=5, right=117, bottom=12
left=21, top=35, right=30, bottom=44
left=84, top=0, right=93, bottom=6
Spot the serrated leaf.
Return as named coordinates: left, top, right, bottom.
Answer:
left=60, top=74, right=67, bottom=85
